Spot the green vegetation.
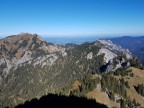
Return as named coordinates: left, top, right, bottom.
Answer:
left=129, top=58, right=144, bottom=69
left=81, top=76, right=100, bottom=92
left=69, top=75, right=101, bottom=96
left=101, top=74, right=127, bottom=99
left=135, top=84, right=144, bottom=96
left=0, top=42, right=105, bottom=108
left=114, top=67, right=134, bottom=77
left=120, top=99, right=126, bottom=108
left=32, top=49, right=48, bottom=58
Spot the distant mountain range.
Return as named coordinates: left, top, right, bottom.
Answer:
left=109, top=36, right=144, bottom=64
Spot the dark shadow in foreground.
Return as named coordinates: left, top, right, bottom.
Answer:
left=15, top=94, right=108, bottom=108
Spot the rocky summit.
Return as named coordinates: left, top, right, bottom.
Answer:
left=0, top=33, right=144, bottom=108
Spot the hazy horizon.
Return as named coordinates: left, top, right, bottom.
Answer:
left=0, top=33, right=144, bottom=38
left=1, top=33, right=144, bottom=45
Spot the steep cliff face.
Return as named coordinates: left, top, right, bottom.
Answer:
left=96, top=39, right=132, bottom=73
left=0, top=34, right=133, bottom=107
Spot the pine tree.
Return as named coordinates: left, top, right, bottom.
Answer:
left=120, top=99, right=126, bottom=108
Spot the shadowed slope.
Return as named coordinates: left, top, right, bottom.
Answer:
left=15, top=94, right=108, bottom=108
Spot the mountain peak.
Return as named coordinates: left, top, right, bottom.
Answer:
left=5, top=33, right=41, bottom=42
left=0, top=34, right=66, bottom=79
left=6, top=33, right=36, bottom=38
left=0, top=33, right=44, bottom=58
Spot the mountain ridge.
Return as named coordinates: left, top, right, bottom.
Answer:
left=0, top=33, right=143, bottom=108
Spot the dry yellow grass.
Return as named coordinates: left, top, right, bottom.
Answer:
left=67, top=67, right=144, bottom=107
left=124, top=67, right=144, bottom=106
left=87, top=89, right=119, bottom=108
left=71, top=80, right=81, bottom=90
left=68, top=80, right=82, bottom=95
left=87, top=67, right=144, bottom=107
left=129, top=67, right=144, bottom=78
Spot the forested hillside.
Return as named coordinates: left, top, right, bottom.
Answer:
left=0, top=34, right=144, bottom=108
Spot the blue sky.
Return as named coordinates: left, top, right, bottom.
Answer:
left=0, top=0, right=144, bottom=37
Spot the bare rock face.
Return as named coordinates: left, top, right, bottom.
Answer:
left=96, top=39, right=133, bottom=72
left=97, top=48, right=117, bottom=63
left=87, top=52, right=93, bottom=60
left=14, top=50, right=32, bottom=66
left=98, top=39, right=124, bottom=52
left=97, top=39, right=132, bottom=59
left=33, top=54, right=58, bottom=67
left=0, top=58, right=12, bottom=80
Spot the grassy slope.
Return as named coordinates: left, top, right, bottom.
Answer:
left=125, top=67, right=144, bottom=105
left=69, top=67, right=144, bottom=108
